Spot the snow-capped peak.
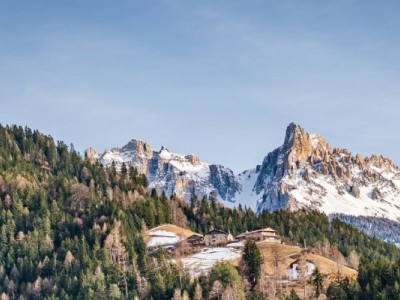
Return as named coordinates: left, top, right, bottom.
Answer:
left=87, top=123, right=400, bottom=224
left=92, top=139, right=240, bottom=203
left=245, top=124, right=400, bottom=222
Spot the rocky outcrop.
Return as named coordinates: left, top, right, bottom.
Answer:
left=84, top=147, right=100, bottom=164
left=351, top=185, right=361, bottom=198
left=209, top=165, right=240, bottom=200
left=252, top=123, right=333, bottom=211
left=91, top=139, right=241, bottom=203
left=371, top=187, right=383, bottom=200
left=252, top=123, right=400, bottom=222
left=185, top=154, right=201, bottom=166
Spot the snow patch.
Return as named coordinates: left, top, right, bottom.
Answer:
left=147, top=230, right=182, bottom=248
left=231, top=168, right=260, bottom=210
left=182, top=247, right=242, bottom=277
left=310, top=134, right=320, bottom=148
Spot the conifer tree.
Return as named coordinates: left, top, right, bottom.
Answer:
left=310, top=267, right=324, bottom=298
left=243, top=240, right=263, bottom=287
left=286, top=289, right=300, bottom=300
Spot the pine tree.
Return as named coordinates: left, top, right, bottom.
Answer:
left=326, top=281, right=346, bottom=300
left=310, top=267, right=324, bottom=298
left=243, top=240, right=263, bottom=287
left=286, top=289, right=300, bottom=300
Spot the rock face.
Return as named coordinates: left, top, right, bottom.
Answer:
left=238, top=123, right=400, bottom=222
left=91, top=140, right=241, bottom=202
left=84, top=147, right=99, bottom=164
left=88, top=123, right=400, bottom=222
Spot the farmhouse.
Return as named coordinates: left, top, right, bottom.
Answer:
left=236, top=227, right=281, bottom=243
left=204, top=229, right=229, bottom=247
left=187, top=234, right=204, bottom=247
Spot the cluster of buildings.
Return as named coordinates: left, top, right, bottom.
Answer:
left=187, top=229, right=318, bottom=282
left=147, top=225, right=326, bottom=282
left=186, top=227, right=282, bottom=248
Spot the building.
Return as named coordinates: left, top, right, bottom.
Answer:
left=204, top=229, right=228, bottom=247
left=288, top=259, right=316, bottom=280
left=186, top=234, right=204, bottom=247
left=236, top=227, right=281, bottom=243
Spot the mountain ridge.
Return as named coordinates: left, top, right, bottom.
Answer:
left=86, top=123, right=400, bottom=223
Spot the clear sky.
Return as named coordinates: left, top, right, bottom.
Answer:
left=1, top=0, right=400, bottom=172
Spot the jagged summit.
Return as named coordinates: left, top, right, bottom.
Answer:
left=122, top=139, right=153, bottom=154
left=283, top=122, right=302, bottom=145
left=88, top=123, right=400, bottom=223
left=159, top=145, right=169, bottom=152
left=283, top=123, right=330, bottom=160
left=248, top=124, right=400, bottom=221
left=92, top=138, right=240, bottom=202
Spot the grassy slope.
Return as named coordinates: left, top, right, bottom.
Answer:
left=148, top=224, right=203, bottom=238
left=258, top=241, right=357, bottom=279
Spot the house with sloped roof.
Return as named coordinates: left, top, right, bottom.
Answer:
left=236, top=227, right=281, bottom=243
left=204, top=229, right=228, bottom=247
left=187, top=234, right=204, bottom=247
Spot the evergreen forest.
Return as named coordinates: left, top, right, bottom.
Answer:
left=0, top=124, right=399, bottom=299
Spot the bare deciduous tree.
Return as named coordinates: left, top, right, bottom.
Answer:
left=347, top=250, right=360, bottom=270
left=64, top=251, right=74, bottom=268
left=0, top=292, right=10, bottom=300
left=331, top=247, right=346, bottom=275
left=297, top=253, right=308, bottom=300
left=69, top=183, right=89, bottom=212
left=270, top=244, right=285, bottom=293
left=135, top=271, right=149, bottom=300
left=0, top=175, right=5, bottom=193
left=193, top=283, right=203, bottom=300
left=104, top=221, right=129, bottom=297
left=210, top=280, right=223, bottom=300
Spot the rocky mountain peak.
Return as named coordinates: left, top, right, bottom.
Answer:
left=185, top=154, right=201, bottom=166
left=283, top=123, right=331, bottom=161
left=122, top=139, right=153, bottom=156
left=366, top=154, right=397, bottom=170
left=84, top=147, right=99, bottom=164
left=283, top=123, right=314, bottom=165
left=95, top=138, right=241, bottom=202
left=160, top=145, right=169, bottom=152
left=283, top=123, right=302, bottom=145
left=278, top=124, right=326, bottom=177
left=90, top=124, right=400, bottom=225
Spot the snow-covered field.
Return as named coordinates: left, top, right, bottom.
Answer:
left=227, top=241, right=245, bottom=248
left=147, top=230, right=181, bottom=248
left=181, top=247, right=242, bottom=277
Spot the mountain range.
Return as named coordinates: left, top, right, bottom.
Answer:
left=85, top=123, right=400, bottom=234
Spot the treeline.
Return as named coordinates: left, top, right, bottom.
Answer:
left=0, top=124, right=399, bottom=299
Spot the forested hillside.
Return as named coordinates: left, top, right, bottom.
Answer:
left=0, top=124, right=399, bottom=299
left=333, top=213, right=400, bottom=246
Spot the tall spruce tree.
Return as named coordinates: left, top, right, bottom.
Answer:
left=243, top=240, right=263, bottom=287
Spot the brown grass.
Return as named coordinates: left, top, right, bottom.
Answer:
left=148, top=224, right=202, bottom=239
left=258, top=241, right=357, bottom=279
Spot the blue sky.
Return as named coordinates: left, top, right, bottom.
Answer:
left=1, top=0, right=400, bottom=172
